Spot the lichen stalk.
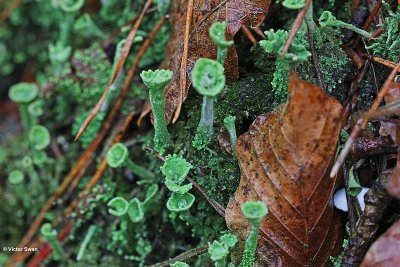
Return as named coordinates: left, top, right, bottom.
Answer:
left=240, top=220, right=261, bottom=267
left=224, top=116, right=237, bottom=155
left=19, top=104, right=31, bottom=132
left=125, top=158, right=154, bottom=181
left=240, top=201, right=268, bottom=267
left=200, top=95, right=215, bottom=140
left=141, top=69, right=173, bottom=154
left=149, top=86, right=171, bottom=153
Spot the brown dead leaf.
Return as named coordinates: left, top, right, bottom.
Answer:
left=141, top=0, right=272, bottom=123
left=226, top=73, right=343, bottom=266
left=360, top=220, right=400, bottom=267
left=388, top=166, right=400, bottom=199
left=384, top=81, right=400, bottom=104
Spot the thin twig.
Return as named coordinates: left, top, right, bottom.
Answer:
left=306, top=18, right=325, bottom=89
left=253, top=27, right=266, bottom=39
left=148, top=245, right=208, bottom=267
left=369, top=26, right=383, bottom=40
left=361, top=38, right=379, bottom=93
left=281, top=0, right=311, bottom=58
left=101, top=8, right=157, bottom=48
left=340, top=61, right=370, bottom=128
left=74, top=0, right=152, bottom=141
left=370, top=56, right=400, bottom=70
left=241, top=25, right=257, bottom=44
left=63, top=117, right=126, bottom=201
left=363, top=60, right=400, bottom=126
left=0, top=0, right=21, bottom=22
left=330, top=60, right=400, bottom=178
left=172, top=0, right=194, bottom=124
left=362, top=0, right=382, bottom=30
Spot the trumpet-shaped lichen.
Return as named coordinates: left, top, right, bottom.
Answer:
left=192, top=58, right=226, bottom=149
left=107, top=196, right=129, bottom=217
left=28, top=125, right=51, bottom=150
left=209, top=22, right=234, bottom=64
left=240, top=201, right=268, bottom=267
left=106, top=143, right=154, bottom=180
left=208, top=232, right=238, bottom=266
left=8, top=82, right=39, bottom=131
left=281, top=0, right=306, bottom=9
left=128, top=198, right=144, bottom=223
left=161, top=154, right=195, bottom=211
left=166, top=192, right=195, bottom=212
left=140, top=69, right=173, bottom=154
left=41, top=223, right=64, bottom=260
left=223, top=115, right=237, bottom=155
left=319, top=11, right=372, bottom=38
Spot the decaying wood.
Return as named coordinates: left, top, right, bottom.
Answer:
left=331, top=60, right=400, bottom=178
left=342, top=169, right=393, bottom=267
left=350, top=136, right=397, bottom=159
left=226, top=73, right=343, bottom=266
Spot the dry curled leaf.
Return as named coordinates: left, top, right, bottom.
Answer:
left=226, top=73, right=343, bottom=266
left=388, top=166, right=400, bottom=199
left=360, top=220, right=400, bottom=267
left=141, top=0, right=272, bottom=123
left=384, top=81, right=400, bottom=104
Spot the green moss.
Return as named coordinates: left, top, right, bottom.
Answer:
left=216, top=71, right=279, bottom=125
left=61, top=48, right=110, bottom=102
left=170, top=261, right=189, bottom=267
left=367, top=4, right=400, bottom=61
left=297, top=27, right=351, bottom=103
left=272, top=59, right=291, bottom=101
left=45, top=47, right=115, bottom=148
left=72, top=111, right=106, bottom=148
left=128, top=198, right=144, bottom=223
left=259, top=29, right=310, bottom=101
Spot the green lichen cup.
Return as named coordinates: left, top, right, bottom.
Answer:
left=192, top=58, right=225, bottom=97
left=8, top=82, right=39, bottom=131
left=166, top=192, right=195, bottom=212
left=29, top=125, right=51, bottom=150
left=107, top=197, right=129, bottom=217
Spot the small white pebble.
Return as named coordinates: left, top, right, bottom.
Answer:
left=334, top=187, right=370, bottom=212
left=334, top=188, right=348, bottom=212
left=357, top=187, right=369, bottom=211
